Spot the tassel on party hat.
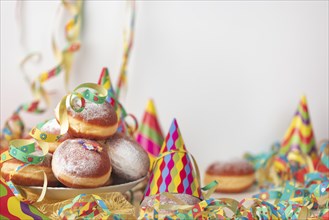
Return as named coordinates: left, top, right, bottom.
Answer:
left=136, top=99, right=164, bottom=156
left=279, top=95, right=317, bottom=160
left=143, top=119, right=202, bottom=200
left=97, top=67, right=128, bottom=134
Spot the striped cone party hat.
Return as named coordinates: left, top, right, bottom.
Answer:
left=143, top=119, right=202, bottom=200
left=97, top=67, right=127, bottom=134
left=136, top=99, right=164, bottom=156
left=97, top=67, right=116, bottom=106
left=279, top=95, right=317, bottom=160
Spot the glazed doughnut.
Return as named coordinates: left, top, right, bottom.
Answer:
left=1, top=154, right=60, bottom=187
left=204, top=160, right=255, bottom=193
left=56, top=101, right=118, bottom=140
left=39, top=118, right=71, bottom=153
left=103, top=133, right=149, bottom=182
left=52, top=139, right=111, bottom=188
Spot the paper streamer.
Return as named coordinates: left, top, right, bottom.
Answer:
left=1, top=0, right=83, bottom=145
left=0, top=178, right=48, bottom=220
left=140, top=177, right=328, bottom=220
left=19, top=0, right=83, bottom=111
left=116, top=0, right=136, bottom=101
left=56, top=83, right=108, bottom=134
left=319, top=141, right=329, bottom=169
left=97, top=67, right=138, bottom=136
left=1, top=113, right=25, bottom=145
left=29, top=120, right=62, bottom=143
left=0, top=139, right=49, bottom=203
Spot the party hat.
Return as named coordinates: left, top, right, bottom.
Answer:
left=143, top=119, right=202, bottom=200
left=98, top=67, right=116, bottom=106
left=279, top=95, right=317, bottom=159
left=0, top=179, right=47, bottom=219
left=136, top=99, right=164, bottom=156
left=97, top=67, right=127, bottom=134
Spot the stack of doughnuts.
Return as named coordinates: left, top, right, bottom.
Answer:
left=1, top=95, right=150, bottom=189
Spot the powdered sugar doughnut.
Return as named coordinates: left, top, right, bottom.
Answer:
left=204, top=160, right=255, bottom=193
left=56, top=101, right=118, bottom=140
left=104, top=133, right=149, bottom=182
left=1, top=153, right=60, bottom=187
left=52, top=139, right=111, bottom=188
left=39, top=119, right=71, bottom=153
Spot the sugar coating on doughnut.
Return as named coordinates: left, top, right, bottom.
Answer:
left=53, top=139, right=110, bottom=177
left=105, top=133, right=149, bottom=181
left=41, top=119, right=60, bottom=134
left=206, top=160, right=254, bottom=176
left=39, top=119, right=71, bottom=153
left=68, top=101, right=117, bottom=126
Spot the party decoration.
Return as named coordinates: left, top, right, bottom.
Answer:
left=29, top=120, right=62, bottom=143
left=97, top=67, right=138, bottom=136
left=19, top=0, right=83, bottom=111
left=0, top=178, right=48, bottom=220
left=1, top=0, right=83, bottom=147
left=318, top=141, right=329, bottom=171
left=25, top=192, right=136, bottom=219
left=0, top=113, right=25, bottom=148
left=144, top=119, right=203, bottom=200
left=116, top=0, right=136, bottom=100
left=55, top=83, right=107, bottom=134
left=98, top=67, right=117, bottom=106
left=140, top=163, right=329, bottom=219
left=0, top=139, right=48, bottom=203
left=280, top=95, right=317, bottom=160
left=136, top=99, right=164, bottom=157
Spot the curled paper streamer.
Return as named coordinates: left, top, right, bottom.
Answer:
left=319, top=141, right=329, bottom=169
left=245, top=143, right=313, bottom=187
left=0, top=139, right=49, bottom=203
left=116, top=0, right=136, bottom=101
left=19, top=0, right=83, bottom=110
left=56, top=83, right=107, bottom=134
left=139, top=185, right=328, bottom=220
left=97, top=67, right=138, bottom=137
left=244, top=141, right=329, bottom=219
left=0, top=113, right=25, bottom=147
left=0, top=178, right=48, bottom=220
left=1, top=0, right=83, bottom=145
left=29, top=120, right=62, bottom=143
left=32, top=192, right=136, bottom=219
left=246, top=140, right=329, bottom=188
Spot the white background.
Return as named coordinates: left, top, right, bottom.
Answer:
left=1, top=1, right=328, bottom=175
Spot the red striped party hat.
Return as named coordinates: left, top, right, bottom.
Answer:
left=136, top=99, right=164, bottom=156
